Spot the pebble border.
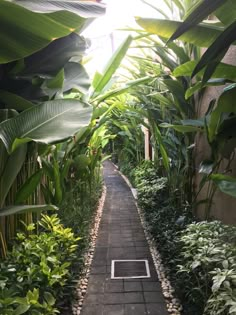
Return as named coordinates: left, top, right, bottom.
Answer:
left=72, top=184, right=107, bottom=315
left=116, top=166, right=183, bottom=315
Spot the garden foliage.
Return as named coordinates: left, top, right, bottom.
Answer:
left=0, top=214, right=79, bottom=314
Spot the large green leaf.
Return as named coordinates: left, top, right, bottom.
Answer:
left=163, top=79, right=191, bottom=115
left=0, top=144, right=27, bottom=207
left=154, top=46, right=178, bottom=71
left=15, top=0, right=106, bottom=17
left=185, top=79, right=227, bottom=99
left=210, top=174, right=236, bottom=198
left=173, top=60, right=236, bottom=81
left=136, top=18, right=224, bottom=47
left=42, top=68, right=65, bottom=98
left=0, top=0, right=93, bottom=64
left=20, top=33, right=87, bottom=76
left=215, top=0, right=236, bottom=26
left=0, top=90, right=34, bottom=111
left=0, top=99, right=92, bottom=153
left=93, top=76, right=151, bottom=103
left=15, top=170, right=43, bottom=204
left=160, top=122, right=202, bottom=133
left=192, top=21, right=236, bottom=82
left=63, top=62, right=90, bottom=93
left=91, top=36, right=133, bottom=98
left=168, top=0, right=226, bottom=41
left=0, top=204, right=58, bottom=217
left=154, top=124, right=169, bottom=171
left=208, top=84, right=236, bottom=142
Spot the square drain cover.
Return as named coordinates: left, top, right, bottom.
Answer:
left=111, top=260, right=150, bottom=279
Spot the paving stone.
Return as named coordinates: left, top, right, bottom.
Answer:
left=87, top=282, right=105, bottom=293
left=90, top=265, right=107, bottom=275
left=83, top=293, right=104, bottom=305
left=142, top=281, right=162, bottom=292
left=105, top=282, right=124, bottom=292
left=124, top=304, right=146, bottom=315
left=143, top=291, right=165, bottom=303
left=103, top=304, right=124, bottom=315
left=88, top=275, right=106, bottom=285
left=145, top=303, right=169, bottom=315
left=81, top=305, right=103, bottom=315
left=123, top=292, right=144, bottom=304
left=124, top=281, right=142, bottom=292
left=80, top=161, right=168, bottom=315
left=104, top=293, right=124, bottom=304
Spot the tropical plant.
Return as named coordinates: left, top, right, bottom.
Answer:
left=0, top=214, right=80, bottom=314
left=178, top=221, right=236, bottom=315
left=132, top=0, right=236, bottom=218
left=0, top=0, right=105, bottom=256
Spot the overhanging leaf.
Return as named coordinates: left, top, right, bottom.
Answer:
left=0, top=90, right=34, bottom=111
left=208, top=84, right=236, bottom=142
left=160, top=122, right=201, bottom=133
left=215, top=0, right=236, bottom=26
left=173, top=60, right=236, bottom=81
left=93, top=76, right=151, bottom=103
left=63, top=62, right=90, bottom=93
left=91, top=36, right=133, bottom=98
left=136, top=18, right=224, bottom=47
left=0, top=204, right=58, bottom=217
left=168, top=0, right=226, bottom=42
left=0, top=99, right=92, bottom=153
left=15, top=0, right=106, bottom=18
left=210, top=174, right=236, bottom=198
left=0, top=0, right=88, bottom=64
left=192, top=21, right=236, bottom=81
left=21, top=33, right=87, bottom=76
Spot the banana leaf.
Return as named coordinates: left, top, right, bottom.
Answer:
left=14, top=0, right=106, bottom=17
left=20, top=33, right=87, bottom=76
left=0, top=0, right=90, bottom=64
left=168, top=0, right=226, bottom=42
left=0, top=99, right=92, bottom=153
left=136, top=18, right=224, bottom=47
left=192, top=21, right=236, bottom=83
left=90, top=36, right=133, bottom=98
left=15, top=170, right=43, bottom=204
left=0, top=204, right=58, bottom=217
left=215, top=0, right=236, bottom=26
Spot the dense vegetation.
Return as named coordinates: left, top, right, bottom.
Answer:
left=109, top=1, right=236, bottom=314
left=0, top=0, right=236, bottom=314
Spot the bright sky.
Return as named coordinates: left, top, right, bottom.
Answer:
left=82, top=0, right=161, bottom=73
left=83, top=0, right=159, bottom=38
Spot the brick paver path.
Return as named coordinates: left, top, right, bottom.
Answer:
left=81, top=160, right=168, bottom=315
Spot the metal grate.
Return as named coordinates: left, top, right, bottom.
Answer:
left=111, top=260, right=150, bottom=279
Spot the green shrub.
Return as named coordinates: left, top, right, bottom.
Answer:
left=178, top=221, right=236, bottom=315
left=0, top=214, right=80, bottom=315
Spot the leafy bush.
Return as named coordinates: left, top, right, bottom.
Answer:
left=133, top=161, right=195, bottom=313
left=178, top=221, right=236, bottom=315
left=0, top=214, right=79, bottom=315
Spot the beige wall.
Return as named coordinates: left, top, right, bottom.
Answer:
left=194, top=47, right=236, bottom=224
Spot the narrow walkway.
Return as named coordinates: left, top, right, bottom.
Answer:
left=81, top=160, right=168, bottom=315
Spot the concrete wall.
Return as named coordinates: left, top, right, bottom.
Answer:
left=194, top=47, right=236, bottom=224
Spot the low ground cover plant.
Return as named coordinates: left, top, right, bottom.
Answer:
left=178, top=222, right=236, bottom=315
left=0, top=214, right=79, bottom=315
left=128, top=160, right=236, bottom=315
